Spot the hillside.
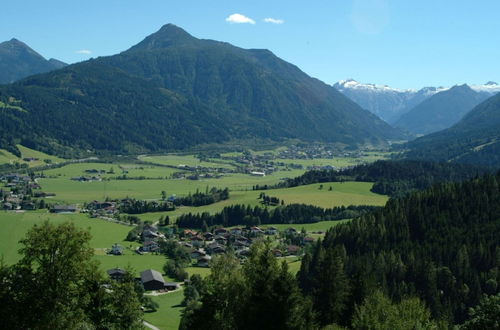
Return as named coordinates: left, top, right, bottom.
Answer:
left=0, top=39, right=67, bottom=84
left=404, top=92, right=500, bottom=167
left=0, top=24, right=404, bottom=156
left=299, top=172, right=500, bottom=325
left=395, top=84, right=491, bottom=135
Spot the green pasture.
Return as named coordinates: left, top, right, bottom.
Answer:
left=0, top=145, right=64, bottom=168
left=143, top=290, right=184, bottom=330
left=139, top=154, right=235, bottom=170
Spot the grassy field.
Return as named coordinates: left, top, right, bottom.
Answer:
left=0, top=145, right=64, bottom=168
left=143, top=289, right=184, bottom=330
left=139, top=154, right=236, bottom=170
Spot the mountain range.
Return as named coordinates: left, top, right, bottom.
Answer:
left=0, top=24, right=404, bottom=157
left=394, top=84, right=492, bottom=135
left=334, top=79, right=500, bottom=124
left=404, top=92, right=500, bottom=167
left=0, top=38, right=67, bottom=84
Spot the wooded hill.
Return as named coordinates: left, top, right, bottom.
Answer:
left=0, top=24, right=404, bottom=157
left=298, top=171, right=500, bottom=326
left=404, top=92, right=500, bottom=167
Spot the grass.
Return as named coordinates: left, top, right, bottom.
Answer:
left=143, top=289, right=184, bottom=330
left=0, top=145, right=64, bottom=168
left=271, top=219, right=352, bottom=232
left=139, top=154, right=236, bottom=170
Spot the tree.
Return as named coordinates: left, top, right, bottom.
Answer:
left=461, top=293, right=500, bottom=330
left=161, top=190, right=167, bottom=200
left=351, top=291, right=440, bottom=330
left=0, top=221, right=143, bottom=329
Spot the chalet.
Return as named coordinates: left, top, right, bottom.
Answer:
left=214, top=235, right=227, bottom=244
left=284, top=227, right=298, bottom=235
left=265, top=227, right=278, bottom=235
left=203, top=232, right=214, bottom=240
left=140, top=269, right=166, bottom=291
left=142, top=240, right=160, bottom=252
left=272, top=249, right=283, bottom=257
left=303, top=237, right=315, bottom=244
left=250, top=226, right=264, bottom=235
left=107, top=268, right=127, bottom=281
left=214, top=228, right=229, bottom=236
left=230, top=227, right=243, bottom=236
left=233, top=240, right=248, bottom=250
left=197, top=255, right=212, bottom=267
left=190, top=249, right=206, bottom=259
left=286, top=245, right=301, bottom=255
left=190, top=236, right=204, bottom=248
left=236, top=248, right=250, bottom=258
left=183, top=229, right=198, bottom=237
left=109, top=243, right=123, bottom=255
left=50, top=205, right=77, bottom=213
left=164, top=282, right=180, bottom=291
left=179, top=242, right=193, bottom=249
left=207, top=243, right=226, bottom=255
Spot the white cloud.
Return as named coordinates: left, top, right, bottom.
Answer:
left=225, top=13, right=256, bottom=25
left=263, top=18, right=284, bottom=24
left=75, top=49, right=92, bottom=55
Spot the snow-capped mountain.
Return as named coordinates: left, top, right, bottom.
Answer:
left=333, top=79, right=499, bottom=123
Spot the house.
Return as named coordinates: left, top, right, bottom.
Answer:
left=183, top=229, right=198, bottom=237
left=265, top=227, right=278, bottom=235
left=214, top=235, right=227, bottom=244
left=303, top=237, right=315, bottom=244
left=236, top=248, right=250, bottom=258
left=286, top=245, right=301, bottom=255
left=140, top=269, right=166, bottom=291
left=272, top=249, right=283, bottom=257
left=190, top=236, right=204, bottom=248
left=142, top=240, right=160, bottom=253
left=50, top=205, right=77, bottom=213
left=107, top=268, right=127, bottom=281
left=197, top=255, right=212, bottom=267
left=230, top=227, right=243, bottom=236
left=109, top=243, right=123, bottom=255
left=250, top=171, right=266, bottom=177
left=284, top=227, right=298, bottom=235
left=250, top=226, right=264, bottom=235
left=164, top=282, right=180, bottom=291
left=214, top=228, right=228, bottom=236
left=203, top=232, right=214, bottom=240
left=190, top=249, right=206, bottom=259
left=207, top=243, right=226, bottom=255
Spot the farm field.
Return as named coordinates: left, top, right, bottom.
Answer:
left=0, top=145, right=65, bottom=168
left=139, top=154, right=236, bottom=169
left=143, top=290, right=184, bottom=330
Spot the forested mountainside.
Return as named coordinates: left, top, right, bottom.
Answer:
left=404, top=92, right=500, bottom=167
left=395, top=84, right=491, bottom=135
left=298, top=172, right=500, bottom=326
left=0, top=24, right=404, bottom=157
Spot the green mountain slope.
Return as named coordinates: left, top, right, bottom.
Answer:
left=395, top=84, right=490, bottom=135
left=404, top=92, right=500, bottom=167
left=0, top=24, right=404, bottom=156
left=0, top=39, right=67, bottom=84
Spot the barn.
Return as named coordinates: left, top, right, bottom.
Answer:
left=140, top=269, right=166, bottom=291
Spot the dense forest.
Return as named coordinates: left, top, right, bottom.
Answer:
left=272, top=160, right=490, bottom=197
left=176, top=204, right=379, bottom=228
left=297, top=172, right=500, bottom=326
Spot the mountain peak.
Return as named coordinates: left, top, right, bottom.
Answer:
left=127, top=23, right=198, bottom=52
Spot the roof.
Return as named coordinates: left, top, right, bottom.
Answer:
left=107, top=268, right=126, bottom=276
left=140, top=269, right=165, bottom=284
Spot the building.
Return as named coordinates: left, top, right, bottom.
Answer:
left=140, top=269, right=166, bottom=291
left=109, top=243, right=123, bottom=255
left=107, top=268, right=127, bottom=281
left=50, top=205, right=77, bottom=213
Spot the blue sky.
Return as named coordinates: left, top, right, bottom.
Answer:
left=1, top=0, right=499, bottom=89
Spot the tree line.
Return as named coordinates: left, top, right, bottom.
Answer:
left=176, top=204, right=380, bottom=228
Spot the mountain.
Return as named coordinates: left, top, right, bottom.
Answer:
left=395, top=84, right=491, bottom=135
left=334, top=79, right=500, bottom=124
left=0, top=24, right=404, bottom=156
left=0, top=38, right=67, bottom=84
left=404, top=92, right=500, bottom=167
left=333, top=79, right=447, bottom=123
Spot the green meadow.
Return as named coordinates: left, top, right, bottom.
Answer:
left=143, top=290, right=184, bottom=330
